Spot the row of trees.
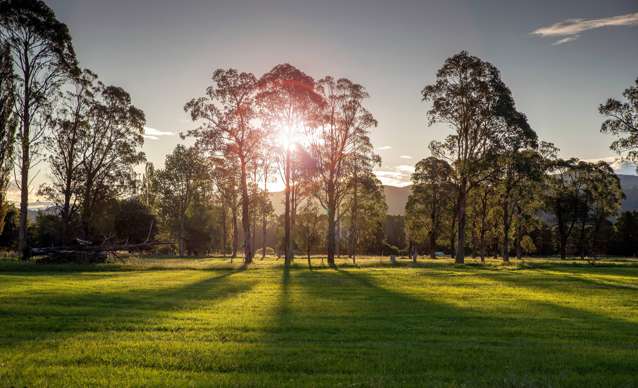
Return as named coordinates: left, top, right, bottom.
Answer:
left=1, top=1, right=637, bottom=264
left=0, top=0, right=145, bottom=258
left=406, top=52, right=636, bottom=263
left=0, top=1, right=386, bottom=264
left=175, top=65, right=386, bottom=266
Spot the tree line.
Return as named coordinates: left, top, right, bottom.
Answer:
left=405, top=52, right=637, bottom=263
left=0, top=1, right=636, bottom=265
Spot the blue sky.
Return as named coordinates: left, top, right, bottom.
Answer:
left=43, top=0, right=638, bottom=188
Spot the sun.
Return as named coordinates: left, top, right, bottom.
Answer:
left=276, top=121, right=305, bottom=150
left=277, top=127, right=292, bottom=150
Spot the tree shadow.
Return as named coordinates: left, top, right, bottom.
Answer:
left=477, top=269, right=638, bottom=327
left=254, top=266, right=638, bottom=386
left=0, top=267, right=253, bottom=349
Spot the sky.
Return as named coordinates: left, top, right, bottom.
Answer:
left=40, top=0, right=638, bottom=190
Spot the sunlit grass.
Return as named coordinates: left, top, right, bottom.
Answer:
left=0, top=257, right=637, bottom=386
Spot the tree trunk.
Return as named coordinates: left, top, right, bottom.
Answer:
left=80, top=182, right=93, bottom=241
left=336, top=206, right=341, bottom=258
left=231, top=206, right=238, bottom=258
left=307, top=237, right=312, bottom=269
left=559, top=236, right=567, bottom=259
left=178, top=215, right=185, bottom=256
left=578, top=219, right=587, bottom=260
left=262, top=166, right=268, bottom=259
left=326, top=182, right=336, bottom=267
left=221, top=205, right=227, bottom=257
left=455, top=186, right=467, bottom=264
left=18, top=70, right=30, bottom=261
left=61, top=190, right=72, bottom=245
left=240, top=157, right=252, bottom=264
left=557, top=207, right=567, bottom=259
left=515, top=221, right=523, bottom=260
left=502, top=201, right=511, bottom=263
left=351, top=163, right=358, bottom=264
left=479, top=206, right=487, bottom=264
left=284, top=148, right=291, bottom=266
left=430, top=190, right=437, bottom=260
left=449, top=197, right=457, bottom=258
left=290, top=182, right=297, bottom=262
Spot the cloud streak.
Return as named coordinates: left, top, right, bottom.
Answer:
left=552, top=35, right=580, bottom=45
left=532, top=12, right=638, bottom=45
left=374, top=164, right=415, bottom=187
left=376, top=145, right=392, bottom=151
left=143, top=126, right=174, bottom=140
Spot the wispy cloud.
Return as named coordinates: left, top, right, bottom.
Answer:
left=532, top=11, right=638, bottom=45
left=552, top=35, right=580, bottom=45
left=143, top=126, right=174, bottom=140
left=374, top=164, right=415, bottom=187
left=376, top=145, right=392, bottom=151
left=399, top=155, right=413, bottom=160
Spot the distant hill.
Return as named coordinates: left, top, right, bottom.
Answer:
left=268, top=174, right=638, bottom=216
left=380, top=174, right=638, bottom=216
left=619, top=174, right=638, bottom=211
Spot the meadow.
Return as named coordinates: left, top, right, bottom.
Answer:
left=0, top=256, right=637, bottom=387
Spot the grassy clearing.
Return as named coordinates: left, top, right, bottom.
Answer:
left=0, top=257, right=637, bottom=387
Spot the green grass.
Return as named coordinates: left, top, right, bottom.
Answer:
left=0, top=257, right=637, bottom=387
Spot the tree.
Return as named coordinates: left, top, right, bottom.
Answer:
left=492, top=98, right=538, bottom=262
left=0, top=0, right=78, bottom=259
left=309, top=77, right=375, bottom=266
left=212, top=156, right=240, bottom=258
left=600, top=78, right=638, bottom=162
left=0, top=42, right=16, bottom=232
left=346, top=172, right=386, bottom=256
left=544, top=158, right=588, bottom=259
left=0, top=204, right=17, bottom=247
left=406, top=157, right=454, bottom=259
left=610, top=211, right=638, bottom=257
left=156, top=145, right=210, bottom=256
left=295, top=199, right=325, bottom=268
left=495, top=148, right=544, bottom=262
left=139, top=162, right=158, bottom=212
left=257, top=63, right=322, bottom=265
left=113, top=198, right=157, bottom=244
left=78, top=84, right=145, bottom=239
left=39, top=69, right=97, bottom=243
left=574, top=161, right=623, bottom=259
left=185, top=68, right=261, bottom=264
left=467, top=182, right=499, bottom=262
left=345, top=109, right=379, bottom=263
left=422, top=51, right=522, bottom=263
left=384, top=215, right=406, bottom=254
left=258, top=147, right=275, bottom=259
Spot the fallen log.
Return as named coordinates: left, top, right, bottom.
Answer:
left=33, top=239, right=173, bottom=264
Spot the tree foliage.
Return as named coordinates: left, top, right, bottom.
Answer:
left=600, top=78, right=638, bottom=162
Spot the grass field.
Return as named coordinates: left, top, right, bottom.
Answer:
left=0, top=256, right=637, bottom=387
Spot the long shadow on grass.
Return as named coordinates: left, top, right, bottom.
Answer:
left=477, top=268, right=638, bottom=329
left=532, top=267, right=638, bottom=291
left=258, top=266, right=638, bottom=386
left=0, top=267, right=254, bottom=349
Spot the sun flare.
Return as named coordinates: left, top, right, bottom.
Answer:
left=276, top=121, right=305, bottom=150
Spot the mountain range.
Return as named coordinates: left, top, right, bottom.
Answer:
left=269, top=174, right=638, bottom=216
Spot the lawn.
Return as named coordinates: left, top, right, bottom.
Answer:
left=0, top=257, right=637, bottom=387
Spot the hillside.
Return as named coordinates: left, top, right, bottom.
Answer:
left=268, top=174, right=638, bottom=216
